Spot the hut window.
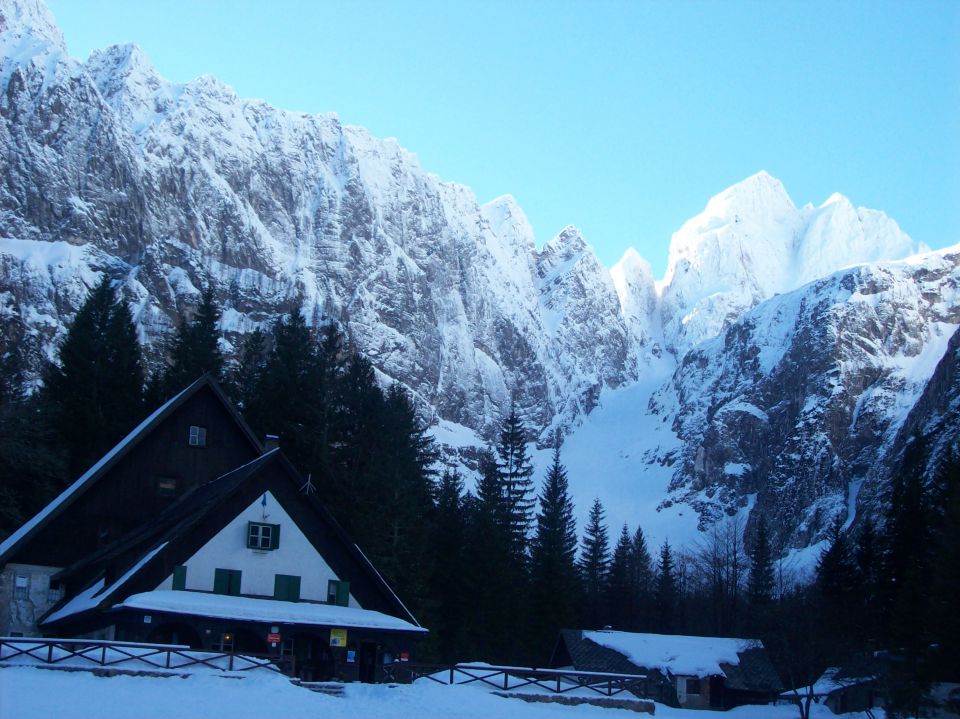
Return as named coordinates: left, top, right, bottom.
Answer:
left=274, top=574, right=301, bottom=602
left=248, top=522, right=279, bottom=550
left=14, top=574, right=29, bottom=600
left=188, top=425, right=207, bottom=447
left=172, top=565, right=187, bottom=591
left=686, top=679, right=702, bottom=695
left=213, top=568, right=242, bottom=596
left=47, top=579, right=63, bottom=603
left=157, top=477, right=178, bottom=497
left=327, top=580, right=350, bottom=607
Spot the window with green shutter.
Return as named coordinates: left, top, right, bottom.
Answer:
left=214, top=568, right=242, bottom=596
left=247, top=522, right=280, bottom=550
left=327, top=579, right=350, bottom=607
left=172, top=565, right=187, bottom=591
left=274, top=574, right=301, bottom=602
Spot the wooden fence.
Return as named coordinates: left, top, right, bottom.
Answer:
left=382, top=662, right=651, bottom=698
left=0, top=636, right=284, bottom=674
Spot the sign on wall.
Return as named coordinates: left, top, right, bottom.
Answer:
left=330, top=628, right=348, bottom=647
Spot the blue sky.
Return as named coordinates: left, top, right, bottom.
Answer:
left=47, top=0, right=959, bottom=274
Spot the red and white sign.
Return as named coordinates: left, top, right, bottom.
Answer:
left=267, top=633, right=281, bottom=643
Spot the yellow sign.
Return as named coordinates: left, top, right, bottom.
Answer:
left=330, top=628, right=348, bottom=647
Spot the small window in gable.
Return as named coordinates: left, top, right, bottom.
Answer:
left=327, top=579, right=350, bottom=607
left=188, top=425, right=207, bottom=447
left=157, top=477, right=178, bottom=497
left=248, top=522, right=279, bottom=550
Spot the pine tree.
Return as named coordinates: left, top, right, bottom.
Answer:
left=852, top=518, right=881, bottom=648
left=163, top=286, right=224, bottom=393
left=496, top=405, right=536, bottom=556
left=816, top=516, right=857, bottom=661
left=43, top=276, right=145, bottom=477
left=629, top=526, right=655, bottom=631
left=428, top=470, right=469, bottom=662
left=746, top=514, right=775, bottom=635
left=930, top=446, right=960, bottom=681
left=529, top=443, right=579, bottom=657
left=655, top=540, right=680, bottom=633
left=578, top=498, right=610, bottom=628
left=606, top=524, right=636, bottom=630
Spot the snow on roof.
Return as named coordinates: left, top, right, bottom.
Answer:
left=583, top=630, right=759, bottom=677
left=114, top=590, right=428, bottom=633
left=43, top=542, right=169, bottom=625
left=0, top=383, right=195, bottom=562
left=780, top=667, right=874, bottom=698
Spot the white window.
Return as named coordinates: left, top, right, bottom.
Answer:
left=14, top=574, right=29, bottom=600
left=247, top=522, right=277, bottom=550
left=188, top=425, right=207, bottom=447
left=47, top=579, right=63, bottom=604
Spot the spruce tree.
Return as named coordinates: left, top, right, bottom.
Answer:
left=496, top=405, right=536, bottom=556
left=163, top=286, right=224, bottom=393
left=43, top=276, right=145, bottom=477
left=578, top=498, right=610, bottom=628
left=529, top=443, right=579, bottom=657
left=853, top=518, right=882, bottom=648
left=606, top=524, right=635, bottom=630
left=429, top=470, right=469, bottom=662
left=655, top=540, right=680, bottom=633
left=930, top=446, right=960, bottom=681
left=629, top=526, right=655, bottom=631
left=816, top=516, right=857, bottom=661
left=746, top=514, right=775, bottom=635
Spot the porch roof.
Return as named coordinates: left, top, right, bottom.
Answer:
left=114, top=590, right=427, bottom=634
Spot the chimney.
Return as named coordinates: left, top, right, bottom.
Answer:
left=264, top=434, right=279, bottom=451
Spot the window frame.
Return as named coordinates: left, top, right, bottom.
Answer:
left=188, top=425, right=207, bottom=447
left=327, top=579, right=350, bottom=607
left=13, top=574, right=29, bottom=600
left=247, top=522, right=280, bottom=550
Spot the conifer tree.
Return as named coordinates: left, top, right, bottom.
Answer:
left=43, top=276, right=145, bottom=477
left=629, top=526, right=655, bottom=631
left=163, top=286, right=224, bottom=393
left=746, top=514, right=775, bottom=635
left=606, top=524, right=636, bottom=630
left=578, top=498, right=610, bottom=628
left=852, top=518, right=881, bottom=647
left=815, top=516, right=858, bottom=660
left=496, top=405, right=536, bottom=556
left=529, top=443, right=579, bottom=657
left=429, top=470, right=469, bottom=662
left=655, top=540, right=680, bottom=633
left=930, top=447, right=960, bottom=681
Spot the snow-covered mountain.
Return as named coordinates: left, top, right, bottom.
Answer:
left=1, top=0, right=955, bottom=554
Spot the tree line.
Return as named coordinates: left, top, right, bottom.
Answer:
left=0, top=278, right=957, bottom=715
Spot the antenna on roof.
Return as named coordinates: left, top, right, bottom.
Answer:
left=300, top=474, right=316, bottom=496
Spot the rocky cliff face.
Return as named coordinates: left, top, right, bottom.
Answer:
left=1, top=0, right=955, bottom=552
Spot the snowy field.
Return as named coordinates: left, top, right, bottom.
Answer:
left=0, top=664, right=884, bottom=719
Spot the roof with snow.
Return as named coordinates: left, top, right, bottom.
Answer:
left=555, top=630, right=782, bottom=693
left=0, top=374, right=262, bottom=565
left=113, top=590, right=426, bottom=633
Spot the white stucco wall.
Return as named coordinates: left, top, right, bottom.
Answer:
left=154, top=491, right=358, bottom=607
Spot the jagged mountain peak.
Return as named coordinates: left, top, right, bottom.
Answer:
left=702, top=170, right=796, bottom=218
left=0, top=0, right=64, bottom=51
left=541, top=225, right=588, bottom=263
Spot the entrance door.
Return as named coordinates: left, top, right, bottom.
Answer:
left=358, top=642, right=378, bottom=683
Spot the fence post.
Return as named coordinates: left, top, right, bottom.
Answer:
left=449, top=667, right=454, bottom=685
left=229, top=652, right=234, bottom=671
left=47, top=643, right=52, bottom=663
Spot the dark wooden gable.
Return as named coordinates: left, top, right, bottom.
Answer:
left=47, top=451, right=422, bottom=629
left=2, top=376, right=263, bottom=568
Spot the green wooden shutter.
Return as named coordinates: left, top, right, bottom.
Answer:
left=229, top=570, right=242, bottom=596
left=214, top=568, right=229, bottom=595
left=274, top=574, right=287, bottom=600
left=270, top=523, right=281, bottom=550
left=172, top=565, right=187, bottom=591
left=289, top=575, right=301, bottom=602
left=336, top=580, right=350, bottom=607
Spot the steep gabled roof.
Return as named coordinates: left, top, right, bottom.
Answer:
left=42, top=449, right=423, bottom=630
left=0, top=374, right=263, bottom=566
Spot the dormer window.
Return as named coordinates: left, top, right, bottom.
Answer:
left=188, top=425, right=207, bottom=447
left=248, top=522, right=280, bottom=550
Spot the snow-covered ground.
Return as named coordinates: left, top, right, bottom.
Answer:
left=0, top=664, right=884, bottom=719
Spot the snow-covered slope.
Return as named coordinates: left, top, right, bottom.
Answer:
left=1, top=0, right=956, bottom=555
